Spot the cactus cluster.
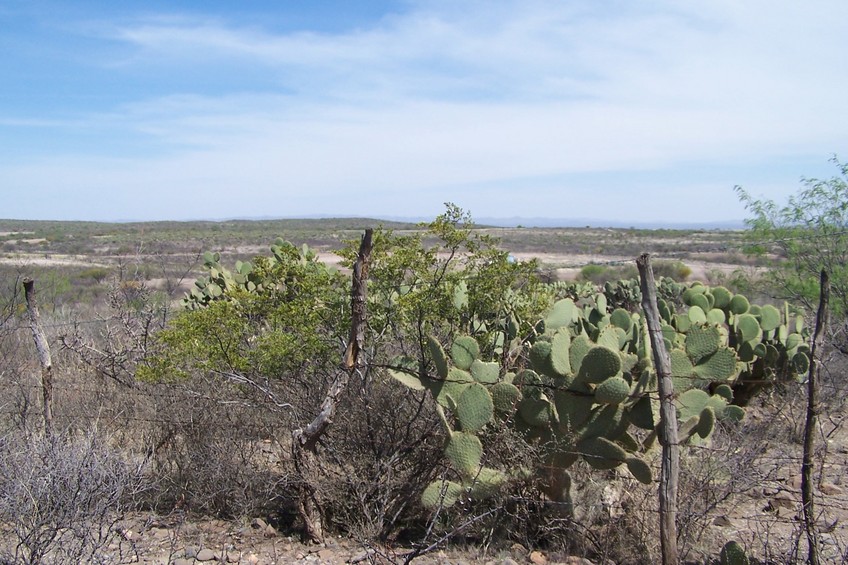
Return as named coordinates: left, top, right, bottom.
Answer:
left=659, top=282, right=811, bottom=396
left=183, top=239, right=328, bottom=309
left=391, top=279, right=811, bottom=510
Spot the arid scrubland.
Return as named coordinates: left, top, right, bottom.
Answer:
left=0, top=212, right=845, bottom=565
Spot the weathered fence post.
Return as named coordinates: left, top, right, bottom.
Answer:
left=636, top=254, right=679, bottom=565
left=292, top=228, right=373, bottom=543
left=801, top=269, right=828, bottom=565
left=23, top=278, right=54, bottom=435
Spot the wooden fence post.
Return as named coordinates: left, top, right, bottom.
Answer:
left=637, top=254, right=679, bottom=565
left=292, top=228, right=372, bottom=543
left=23, top=278, right=54, bottom=435
left=801, top=269, right=828, bottom=565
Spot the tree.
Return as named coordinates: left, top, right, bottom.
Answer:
left=735, top=157, right=848, bottom=317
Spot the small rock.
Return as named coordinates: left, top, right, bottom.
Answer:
left=530, top=550, right=547, bottom=565
left=264, top=524, right=277, bottom=538
left=713, top=515, right=733, bottom=527
left=251, top=517, right=268, bottom=530
left=500, top=559, right=519, bottom=565
left=172, top=559, right=193, bottom=565
left=196, top=548, right=217, bottom=561
left=559, top=558, right=596, bottom=565
left=184, top=546, right=200, bottom=558
left=318, top=548, right=335, bottom=560
left=246, top=553, right=260, bottom=564
left=820, top=483, right=843, bottom=495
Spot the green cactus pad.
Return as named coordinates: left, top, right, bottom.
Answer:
left=759, top=304, right=781, bottom=331
left=670, top=349, right=695, bottom=391
left=630, top=396, right=656, bottom=430
left=529, top=340, right=553, bottom=374
left=569, top=333, right=593, bottom=374
left=555, top=391, right=593, bottom=432
left=550, top=331, right=572, bottom=377
left=445, top=432, right=483, bottom=477
left=736, top=314, right=761, bottom=343
left=577, top=436, right=627, bottom=470
left=468, top=467, right=508, bottom=499
left=719, top=541, right=750, bottom=565
left=793, top=351, right=811, bottom=374
left=518, top=397, right=554, bottom=428
left=515, top=369, right=544, bottom=400
left=687, top=305, right=707, bottom=324
left=707, top=308, right=727, bottom=325
left=658, top=299, right=672, bottom=322
left=597, top=325, right=623, bottom=352
left=696, top=406, right=716, bottom=438
left=626, top=456, right=652, bottom=484
left=580, top=404, right=626, bottom=441
left=421, top=480, right=464, bottom=510
left=711, top=286, right=733, bottom=309
left=470, top=359, right=500, bottom=384
left=433, top=368, right=473, bottom=408
left=728, top=294, right=750, bottom=315
left=490, top=382, right=521, bottom=414
left=610, top=308, right=633, bottom=332
left=388, top=367, right=426, bottom=391
left=692, top=348, right=737, bottom=382
left=737, top=341, right=756, bottom=362
left=785, top=333, right=804, bottom=351
left=689, top=293, right=711, bottom=313
left=677, top=389, right=711, bottom=421
left=451, top=336, right=480, bottom=370
left=594, top=376, right=630, bottom=405
left=428, top=336, right=449, bottom=379
left=722, top=405, right=745, bottom=422
left=685, top=325, right=721, bottom=363
left=578, top=346, right=622, bottom=384
left=714, top=384, right=734, bottom=402
left=545, top=298, right=579, bottom=331
left=452, top=280, right=469, bottom=310
left=456, top=383, right=495, bottom=432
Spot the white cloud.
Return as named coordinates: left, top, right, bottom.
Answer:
left=3, top=0, right=847, bottom=221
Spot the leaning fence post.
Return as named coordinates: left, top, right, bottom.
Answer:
left=801, top=269, right=828, bottom=565
left=636, top=253, right=679, bottom=565
left=23, top=278, right=54, bottom=435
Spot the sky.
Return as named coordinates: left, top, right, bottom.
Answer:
left=1, top=1, right=847, bottom=226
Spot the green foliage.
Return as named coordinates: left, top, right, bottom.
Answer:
left=719, top=540, right=750, bottom=565
left=139, top=240, right=347, bottom=384
left=736, top=156, right=848, bottom=316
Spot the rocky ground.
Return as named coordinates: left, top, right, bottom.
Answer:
left=103, top=514, right=598, bottom=565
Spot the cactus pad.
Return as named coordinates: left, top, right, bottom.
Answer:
left=421, top=480, right=463, bottom=510
left=577, top=436, right=627, bottom=470
left=594, top=376, right=630, bottom=405
left=451, top=336, right=480, bottom=370
left=685, top=325, right=721, bottom=363
left=428, top=336, right=449, bottom=379
left=578, top=346, right=622, bottom=384
left=456, top=383, right=495, bottom=432
left=470, top=359, right=500, bottom=384
left=550, top=331, right=572, bottom=376
left=626, top=455, right=652, bottom=484
left=490, top=382, right=521, bottom=414
left=445, top=432, right=483, bottom=477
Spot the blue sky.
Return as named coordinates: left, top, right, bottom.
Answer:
left=2, top=1, right=847, bottom=225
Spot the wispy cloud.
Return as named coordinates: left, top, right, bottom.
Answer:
left=2, top=0, right=847, bottom=221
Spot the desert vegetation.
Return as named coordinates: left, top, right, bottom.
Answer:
left=1, top=165, right=848, bottom=564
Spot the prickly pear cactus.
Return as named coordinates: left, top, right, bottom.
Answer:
left=389, top=279, right=811, bottom=510
left=183, top=239, right=332, bottom=309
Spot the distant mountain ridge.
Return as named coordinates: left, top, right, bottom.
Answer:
left=271, top=215, right=747, bottom=230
